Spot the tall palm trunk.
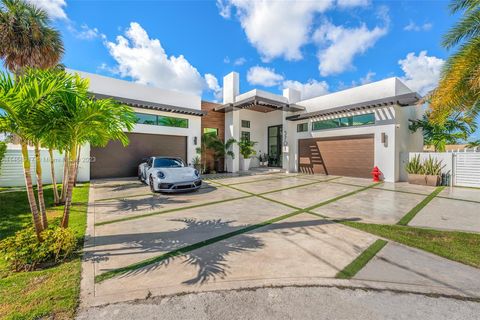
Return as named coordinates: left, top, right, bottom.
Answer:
left=61, top=144, right=77, bottom=228
left=34, top=142, right=48, bottom=229
left=49, top=148, right=60, bottom=205
left=60, top=150, right=69, bottom=204
left=21, top=142, right=43, bottom=240
left=73, top=145, right=81, bottom=187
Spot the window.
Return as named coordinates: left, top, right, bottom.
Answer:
left=241, top=131, right=250, bottom=141
left=203, top=128, right=218, bottom=136
left=154, top=158, right=184, bottom=168
left=241, top=120, right=250, bottom=128
left=135, top=113, right=189, bottom=128
left=297, top=123, right=308, bottom=132
left=312, top=113, right=375, bottom=131
left=136, top=113, right=157, bottom=125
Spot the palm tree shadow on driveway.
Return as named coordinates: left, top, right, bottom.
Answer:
left=87, top=218, right=344, bottom=285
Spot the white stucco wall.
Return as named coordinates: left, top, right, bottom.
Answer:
left=0, top=144, right=90, bottom=187
left=287, top=106, right=413, bottom=182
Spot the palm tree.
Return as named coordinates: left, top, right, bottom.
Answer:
left=205, top=136, right=236, bottom=172
left=0, top=0, right=63, bottom=74
left=466, top=139, right=480, bottom=148
left=47, top=74, right=136, bottom=228
left=0, top=69, right=69, bottom=240
left=428, top=0, right=480, bottom=122
left=409, top=112, right=477, bottom=151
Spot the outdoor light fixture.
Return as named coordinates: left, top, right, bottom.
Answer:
left=193, top=136, right=198, bottom=145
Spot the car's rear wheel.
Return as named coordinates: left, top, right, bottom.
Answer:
left=149, top=176, right=156, bottom=193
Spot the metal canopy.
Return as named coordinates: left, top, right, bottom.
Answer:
left=286, top=92, right=421, bottom=121
left=214, top=95, right=305, bottom=113
left=93, top=93, right=206, bottom=116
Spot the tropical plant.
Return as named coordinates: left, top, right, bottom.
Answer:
left=205, top=136, right=236, bottom=172
left=409, top=112, right=477, bottom=151
left=427, top=0, right=480, bottom=122
left=405, top=155, right=423, bottom=174
left=0, top=140, right=6, bottom=171
left=422, top=157, right=445, bottom=176
left=466, top=139, right=480, bottom=147
left=197, top=133, right=216, bottom=173
left=0, top=0, right=63, bottom=74
left=237, top=138, right=257, bottom=159
left=45, top=74, right=136, bottom=228
left=0, top=69, right=73, bottom=240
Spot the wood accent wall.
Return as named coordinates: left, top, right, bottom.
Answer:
left=201, top=101, right=225, bottom=171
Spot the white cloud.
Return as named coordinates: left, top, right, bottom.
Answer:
left=360, top=71, right=376, bottom=85
left=247, top=66, right=284, bottom=87
left=404, top=21, right=432, bottom=32
left=105, top=22, right=214, bottom=96
left=223, top=56, right=231, bottom=64
left=282, top=79, right=329, bottom=100
left=398, top=51, right=444, bottom=95
left=233, top=57, right=247, bottom=66
left=71, top=24, right=105, bottom=40
left=205, top=73, right=223, bottom=101
left=217, top=0, right=333, bottom=61
left=337, top=0, right=370, bottom=8
left=26, top=0, right=67, bottom=20
left=313, top=21, right=388, bottom=76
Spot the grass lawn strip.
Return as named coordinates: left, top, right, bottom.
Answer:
left=341, top=222, right=480, bottom=269
left=397, top=186, right=445, bottom=226
left=94, top=195, right=253, bottom=226
left=336, top=239, right=388, bottom=279
left=95, top=181, right=379, bottom=283
left=0, top=184, right=90, bottom=320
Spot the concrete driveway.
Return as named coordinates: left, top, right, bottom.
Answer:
left=80, top=173, right=480, bottom=310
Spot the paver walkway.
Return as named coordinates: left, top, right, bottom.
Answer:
left=80, top=173, right=480, bottom=311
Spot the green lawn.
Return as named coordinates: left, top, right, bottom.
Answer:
left=342, top=222, right=480, bottom=269
left=0, top=184, right=89, bottom=320
left=336, top=239, right=388, bottom=279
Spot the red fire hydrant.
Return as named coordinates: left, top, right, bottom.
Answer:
left=371, top=166, right=382, bottom=182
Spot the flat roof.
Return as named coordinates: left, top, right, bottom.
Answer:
left=286, top=92, right=420, bottom=121
left=214, top=95, right=305, bottom=113
left=93, top=93, right=206, bottom=117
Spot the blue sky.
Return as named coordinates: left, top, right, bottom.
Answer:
left=25, top=0, right=478, bottom=139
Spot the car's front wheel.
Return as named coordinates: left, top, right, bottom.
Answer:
left=149, top=176, right=156, bottom=193
left=138, top=168, right=143, bottom=182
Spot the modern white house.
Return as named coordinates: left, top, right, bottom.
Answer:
left=0, top=69, right=424, bottom=186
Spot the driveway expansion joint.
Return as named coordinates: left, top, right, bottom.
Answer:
left=397, top=186, right=445, bottom=226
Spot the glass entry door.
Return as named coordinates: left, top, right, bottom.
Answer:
left=268, top=125, right=283, bottom=167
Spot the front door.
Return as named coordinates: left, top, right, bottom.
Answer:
left=268, top=125, right=283, bottom=167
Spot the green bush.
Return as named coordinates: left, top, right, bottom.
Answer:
left=0, top=141, right=6, bottom=171
left=405, top=155, right=423, bottom=174
left=422, top=156, right=445, bottom=175
left=0, top=226, right=77, bottom=272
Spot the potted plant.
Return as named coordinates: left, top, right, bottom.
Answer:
left=238, top=138, right=257, bottom=171
left=406, top=155, right=445, bottom=186
left=405, top=155, right=424, bottom=185
left=191, top=156, right=201, bottom=172
left=422, top=156, right=445, bottom=186
left=206, top=136, right=236, bottom=173
left=258, top=152, right=268, bottom=167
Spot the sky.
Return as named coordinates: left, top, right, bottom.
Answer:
left=22, top=0, right=479, bottom=139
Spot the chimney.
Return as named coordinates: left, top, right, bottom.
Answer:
left=223, top=72, right=239, bottom=104
left=283, top=88, right=301, bottom=104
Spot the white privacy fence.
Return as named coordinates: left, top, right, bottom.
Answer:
left=0, top=144, right=90, bottom=187
left=409, top=149, right=480, bottom=188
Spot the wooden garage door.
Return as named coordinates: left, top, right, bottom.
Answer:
left=298, top=134, right=374, bottom=178
left=91, top=133, right=187, bottom=179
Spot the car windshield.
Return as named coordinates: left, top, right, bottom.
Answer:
left=153, top=158, right=184, bottom=168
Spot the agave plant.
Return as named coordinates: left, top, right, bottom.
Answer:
left=422, top=156, right=446, bottom=176
left=405, top=155, right=423, bottom=174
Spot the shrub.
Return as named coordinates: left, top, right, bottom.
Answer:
left=0, top=141, right=6, bottom=171
left=405, top=155, right=423, bottom=174
left=0, top=226, right=77, bottom=272
left=423, top=156, right=445, bottom=175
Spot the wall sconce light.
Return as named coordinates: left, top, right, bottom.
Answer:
left=381, top=132, right=388, bottom=147
left=193, top=136, right=198, bottom=145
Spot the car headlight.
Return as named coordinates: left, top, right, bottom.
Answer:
left=157, top=171, right=166, bottom=179
left=194, top=169, right=199, bottom=177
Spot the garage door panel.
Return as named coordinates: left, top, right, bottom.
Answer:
left=91, top=133, right=187, bottom=179
left=299, top=135, right=374, bottom=178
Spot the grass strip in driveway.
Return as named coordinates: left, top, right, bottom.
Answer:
left=94, top=195, right=253, bottom=226
left=336, top=239, right=388, bottom=279
left=397, top=186, right=445, bottom=226
left=95, top=209, right=304, bottom=283
left=341, top=222, right=480, bottom=269
left=95, top=181, right=380, bottom=283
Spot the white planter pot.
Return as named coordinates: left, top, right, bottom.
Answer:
left=225, top=160, right=233, bottom=173
left=240, top=158, right=251, bottom=171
